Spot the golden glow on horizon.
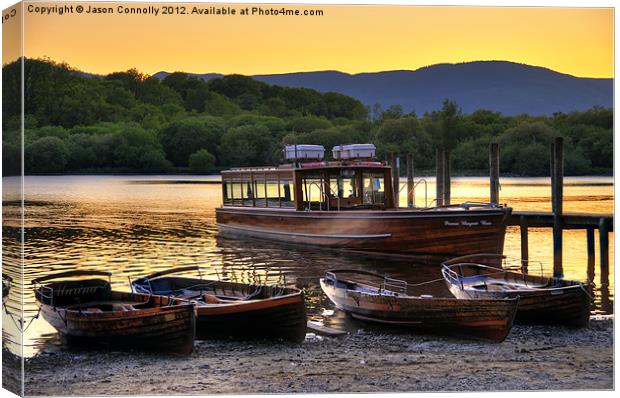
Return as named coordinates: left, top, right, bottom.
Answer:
left=7, top=2, right=614, bottom=77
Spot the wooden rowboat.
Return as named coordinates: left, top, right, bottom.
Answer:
left=33, top=270, right=196, bottom=355
left=131, top=266, right=307, bottom=342
left=441, top=254, right=592, bottom=328
left=320, top=269, right=518, bottom=342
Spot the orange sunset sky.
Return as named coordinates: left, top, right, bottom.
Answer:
left=2, top=2, right=614, bottom=77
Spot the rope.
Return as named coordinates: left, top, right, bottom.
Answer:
left=580, top=283, right=595, bottom=301
left=3, top=304, right=41, bottom=333
left=405, top=277, right=446, bottom=287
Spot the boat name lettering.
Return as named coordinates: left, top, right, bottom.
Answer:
left=444, top=220, right=491, bottom=227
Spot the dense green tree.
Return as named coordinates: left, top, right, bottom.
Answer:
left=159, top=117, right=224, bottom=166
left=374, top=117, right=432, bottom=166
left=189, top=149, right=217, bottom=173
left=25, top=136, right=69, bottom=173
left=203, top=92, right=241, bottom=117
left=286, top=116, right=333, bottom=134
left=220, top=125, right=278, bottom=166
left=105, top=68, right=148, bottom=97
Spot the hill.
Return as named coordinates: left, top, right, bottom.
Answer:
left=154, top=61, right=613, bottom=116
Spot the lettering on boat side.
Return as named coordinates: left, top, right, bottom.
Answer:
left=443, top=220, right=493, bottom=227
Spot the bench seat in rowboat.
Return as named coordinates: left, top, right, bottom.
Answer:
left=32, top=270, right=196, bottom=355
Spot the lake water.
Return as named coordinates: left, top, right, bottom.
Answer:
left=1, top=175, right=614, bottom=357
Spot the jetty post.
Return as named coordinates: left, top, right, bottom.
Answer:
left=586, top=228, right=595, bottom=263
left=520, top=215, right=529, bottom=269
left=444, top=150, right=451, bottom=205
left=551, top=137, right=564, bottom=277
left=406, top=154, right=415, bottom=208
left=599, top=217, right=610, bottom=273
left=391, top=154, right=401, bottom=207
left=586, top=227, right=595, bottom=281
left=435, top=148, right=445, bottom=206
left=489, top=143, right=500, bottom=204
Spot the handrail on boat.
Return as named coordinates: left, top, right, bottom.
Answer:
left=141, top=266, right=201, bottom=280
left=383, top=276, right=407, bottom=294
left=441, top=253, right=506, bottom=267
left=32, top=270, right=112, bottom=284
left=305, top=181, right=342, bottom=211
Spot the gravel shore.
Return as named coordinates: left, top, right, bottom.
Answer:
left=20, top=316, right=614, bottom=395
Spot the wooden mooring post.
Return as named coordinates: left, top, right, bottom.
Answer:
left=489, top=143, right=500, bottom=204
left=586, top=227, right=595, bottom=282
left=406, top=154, right=415, bottom=208
left=520, top=215, right=529, bottom=269
left=391, top=154, right=400, bottom=207
left=551, top=137, right=564, bottom=277
left=435, top=148, right=445, bottom=206
left=599, top=218, right=610, bottom=272
left=443, top=150, right=451, bottom=205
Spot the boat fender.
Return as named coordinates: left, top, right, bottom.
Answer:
left=420, top=295, right=433, bottom=299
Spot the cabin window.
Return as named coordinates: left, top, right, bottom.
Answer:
left=223, top=181, right=233, bottom=205
left=302, top=176, right=325, bottom=206
left=253, top=177, right=267, bottom=207
left=230, top=181, right=253, bottom=206
left=266, top=180, right=280, bottom=207
left=363, top=173, right=386, bottom=206
left=279, top=179, right=295, bottom=208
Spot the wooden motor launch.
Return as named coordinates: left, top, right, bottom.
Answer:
left=131, top=266, right=307, bottom=342
left=216, top=144, right=512, bottom=263
left=441, top=254, right=592, bottom=328
left=32, top=270, right=196, bottom=355
left=320, top=269, right=518, bottom=342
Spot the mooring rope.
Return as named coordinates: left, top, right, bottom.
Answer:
left=3, top=304, right=40, bottom=332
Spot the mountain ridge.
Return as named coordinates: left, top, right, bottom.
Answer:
left=150, top=60, right=612, bottom=115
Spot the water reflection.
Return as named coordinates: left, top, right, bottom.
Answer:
left=1, top=175, right=614, bottom=357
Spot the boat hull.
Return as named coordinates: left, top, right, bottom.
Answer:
left=447, top=285, right=591, bottom=328
left=216, top=206, right=511, bottom=262
left=320, top=279, right=517, bottom=342
left=195, top=294, right=307, bottom=342
left=37, top=291, right=196, bottom=355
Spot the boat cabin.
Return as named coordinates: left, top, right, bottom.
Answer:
left=221, top=144, right=395, bottom=211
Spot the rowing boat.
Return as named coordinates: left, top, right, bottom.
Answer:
left=320, top=269, right=518, bottom=342
left=441, top=254, right=591, bottom=327
left=33, top=270, right=196, bottom=354
left=132, top=266, right=307, bottom=342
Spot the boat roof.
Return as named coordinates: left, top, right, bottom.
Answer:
left=222, top=160, right=389, bottom=175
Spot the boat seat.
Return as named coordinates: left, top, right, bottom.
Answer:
left=112, top=303, right=137, bottom=311
left=461, top=275, right=489, bottom=284
left=83, top=308, right=103, bottom=313
left=472, top=283, right=520, bottom=292
left=202, top=293, right=221, bottom=304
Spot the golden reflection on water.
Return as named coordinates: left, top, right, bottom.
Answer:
left=1, top=175, right=614, bottom=357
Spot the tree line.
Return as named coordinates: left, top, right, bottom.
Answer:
left=2, top=58, right=613, bottom=176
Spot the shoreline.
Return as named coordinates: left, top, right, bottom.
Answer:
left=20, top=316, right=613, bottom=395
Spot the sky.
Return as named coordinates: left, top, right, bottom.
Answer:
left=2, top=2, right=614, bottom=77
